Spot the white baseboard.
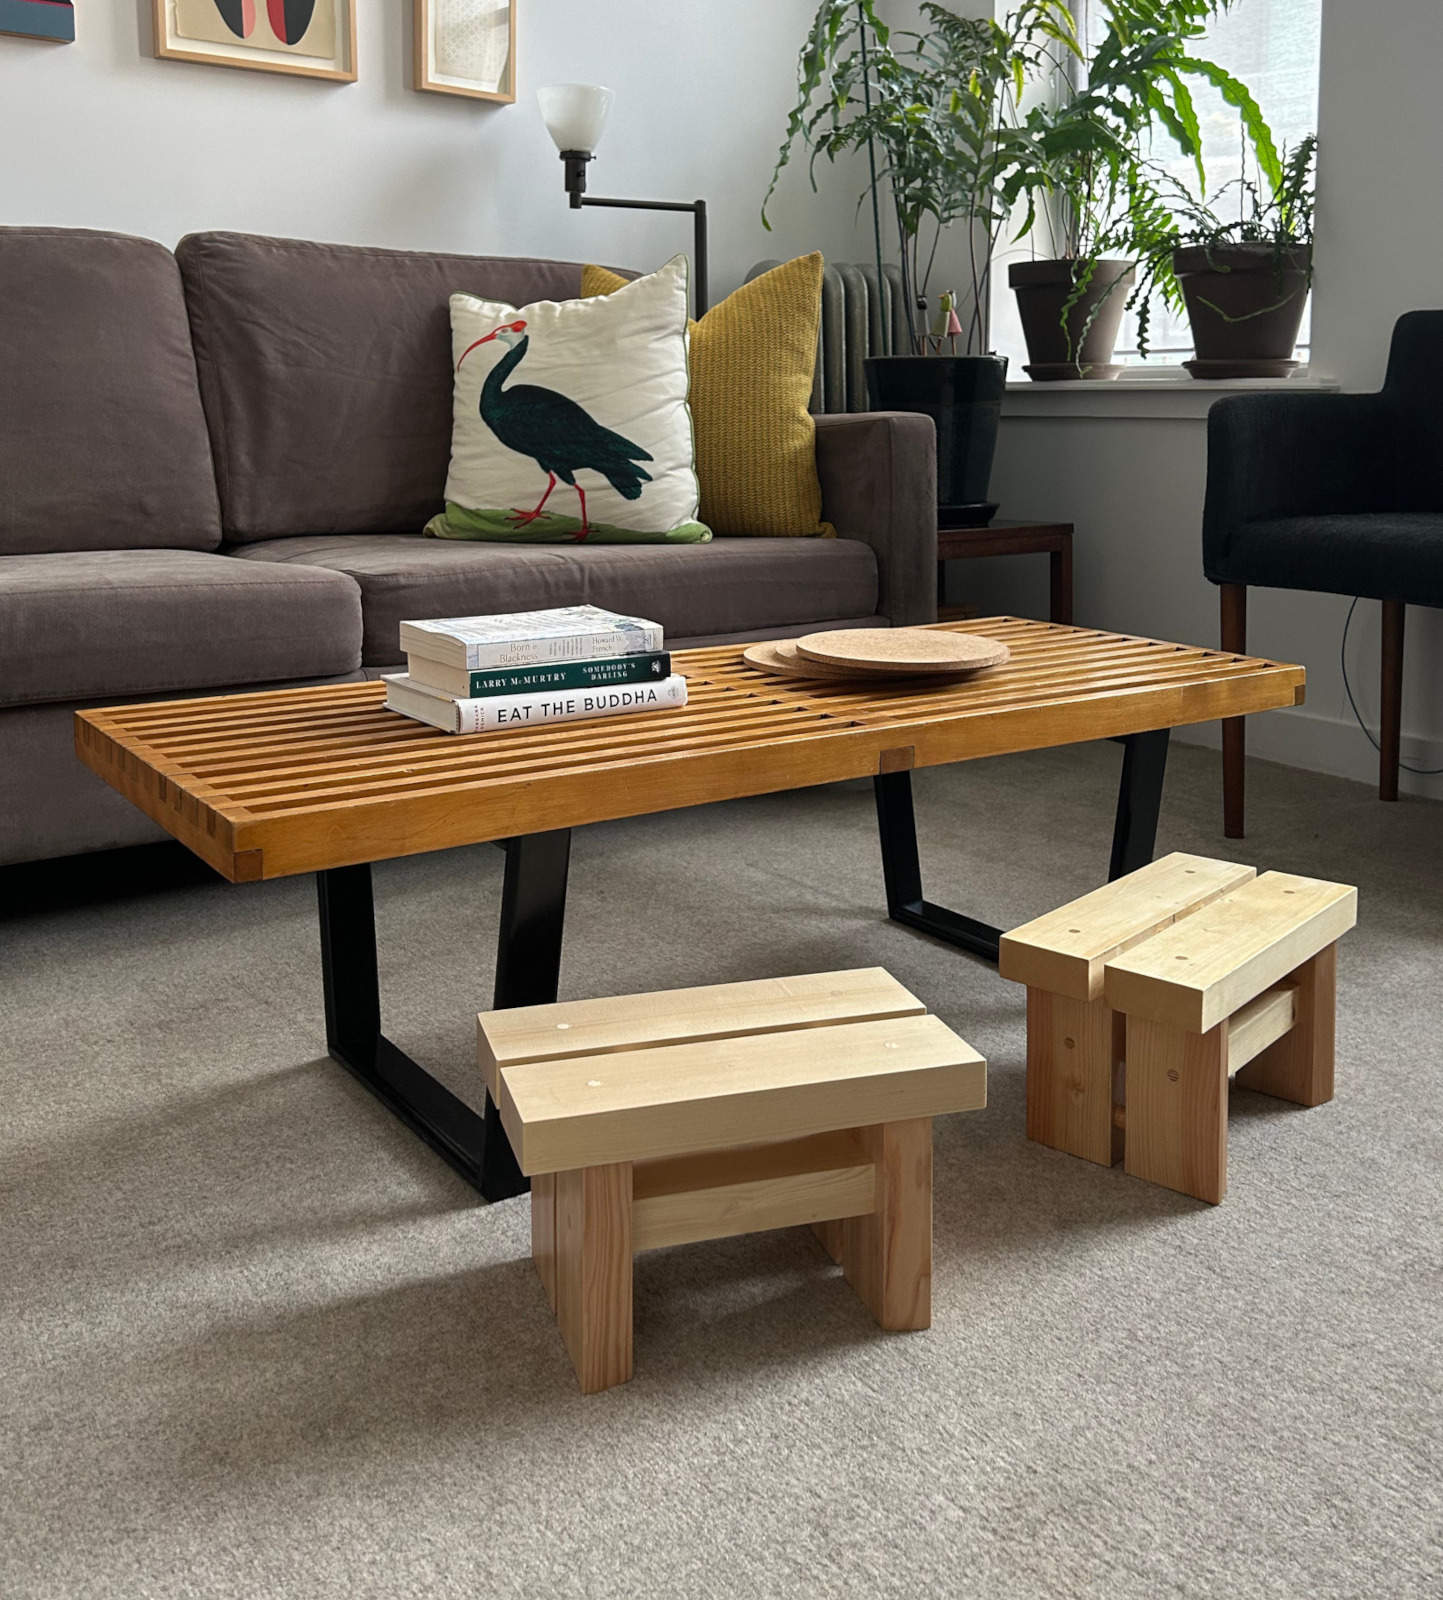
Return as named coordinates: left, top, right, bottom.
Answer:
left=1172, top=704, right=1443, bottom=801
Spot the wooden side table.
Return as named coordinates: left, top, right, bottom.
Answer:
left=937, top=520, right=1074, bottom=625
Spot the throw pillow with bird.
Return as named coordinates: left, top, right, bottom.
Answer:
left=428, top=255, right=711, bottom=544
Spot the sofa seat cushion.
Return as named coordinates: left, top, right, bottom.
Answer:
left=229, top=535, right=879, bottom=666
left=0, top=228, right=223, bottom=556
left=1223, top=513, right=1443, bottom=606
left=0, top=550, right=362, bottom=709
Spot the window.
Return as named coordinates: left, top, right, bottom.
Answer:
left=990, top=0, right=1322, bottom=373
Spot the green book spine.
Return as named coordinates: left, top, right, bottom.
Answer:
left=462, top=652, right=672, bottom=698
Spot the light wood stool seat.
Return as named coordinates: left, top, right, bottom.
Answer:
left=1001, top=855, right=1356, bottom=1203
left=478, top=969, right=986, bottom=1392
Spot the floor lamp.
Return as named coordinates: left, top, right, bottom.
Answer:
left=538, top=83, right=709, bottom=317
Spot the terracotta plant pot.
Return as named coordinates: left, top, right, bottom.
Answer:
left=1174, top=243, right=1311, bottom=379
left=864, top=354, right=1009, bottom=528
left=1008, top=259, right=1135, bottom=380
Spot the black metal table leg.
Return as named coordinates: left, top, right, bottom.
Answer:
left=874, top=729, right=1171, bottom=964
left=1108, top=728, right=1171, bottom=880
left=481, top=829, right=572, bottom=1202
left=318, top=862, right=488, bottom=1190
left=315, top=827, right=571, bottom=1201
left=874, top=768, right=1006, bottom=960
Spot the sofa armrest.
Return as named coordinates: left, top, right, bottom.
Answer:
left=814, top=411, right=936, bottom=625
left=1203, top=392, right=1394, bottom=581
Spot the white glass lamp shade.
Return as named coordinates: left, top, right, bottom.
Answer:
left=538, top=83, right=614, bottom=154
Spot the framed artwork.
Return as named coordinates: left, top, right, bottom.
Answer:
left=414, top=0, right=514, bottom=104
left=152, top=0, right=356, bottom=82
left=0, top=0, right=75, bottom=42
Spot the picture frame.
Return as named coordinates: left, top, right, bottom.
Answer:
left=152, top=0, right=356, bottom=83
left=0, top=0, right=76, bottom=42
left=414, top=0, right=514, bottom=105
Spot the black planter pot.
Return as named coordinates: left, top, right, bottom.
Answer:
left=864, top=353, right=1008, bottom=528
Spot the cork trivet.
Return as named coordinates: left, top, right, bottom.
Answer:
left=742, top=640, right=881, bottom=680
left=796, top=628, right=1011, bottom=674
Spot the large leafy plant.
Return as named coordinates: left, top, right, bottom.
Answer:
left=766, top=0, right=1286, bottom=361
left=765, top=1, right=1078, bottom=355
left=1003, top=0, right=1285, bottom=356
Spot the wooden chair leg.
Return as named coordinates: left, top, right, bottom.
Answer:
left=555, top=1162, right=633, bottom=1393
left=841, top=1118, right=932, bottom=1330
left=1220, top=583, right=1247, bottom=839
left=1380, top=600, right=1405, bottom=802
left=1025, top=987, right=1122, bottom=1166
left=1124, top=1016, right=1229, bottom=1204
left=1235, top=944, right=1337, bottom=1107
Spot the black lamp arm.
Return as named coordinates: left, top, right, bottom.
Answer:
left=558, top=151, right=708, bottom=316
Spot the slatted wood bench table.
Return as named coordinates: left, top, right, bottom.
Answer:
left=477, top=969, right=986, bottom=1393
left=1001, top=856, right=1356, bottom=1203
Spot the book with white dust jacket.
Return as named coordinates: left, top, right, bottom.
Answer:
left=399, top=606, right=663, bottom=671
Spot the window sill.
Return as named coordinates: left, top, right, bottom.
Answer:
left=1001, top=369, right=1340, bottom=420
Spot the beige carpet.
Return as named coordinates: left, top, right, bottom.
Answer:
left=1, top=741, right=1439, bottom=1598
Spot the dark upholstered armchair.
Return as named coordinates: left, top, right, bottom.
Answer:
left=1204, top=311, right=1443, bottom=836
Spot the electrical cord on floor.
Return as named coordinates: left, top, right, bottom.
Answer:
left=1340, top=596, right=1443, bottom=775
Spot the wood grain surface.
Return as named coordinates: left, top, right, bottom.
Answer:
left=74, top=619, right=1306, bottom=883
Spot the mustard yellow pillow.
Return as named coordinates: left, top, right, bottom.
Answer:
left=582, top=254, right=834, bottom=538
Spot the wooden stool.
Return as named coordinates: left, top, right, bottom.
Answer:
left=1001, top=855, right=1356, bottom=1203
left=478, top=969, right=986, bottom=1393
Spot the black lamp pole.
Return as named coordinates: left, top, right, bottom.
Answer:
left=560, top=150, right=708, bottom=317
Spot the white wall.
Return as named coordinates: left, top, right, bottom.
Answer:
left=0, top=0, right=874, bottom=297
left=975, top=0, right=1443, bottom=802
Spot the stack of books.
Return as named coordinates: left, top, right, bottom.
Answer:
left=383, top=605, right=687, bottom=734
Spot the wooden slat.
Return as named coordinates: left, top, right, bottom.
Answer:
left=74, top=620, right=1306, bottom=883
left=630, top=1129, right=876, bottom=1252
left=478, top=968, right=925, bottom=1102
left=1234, top=946, right=1336, bottom=1107
left=1104, top=871, right=1357, bottom=1034
left=1000, top=853, right=1258, bottom=1002
left=497, top=1013, right=986, bottom=1175
left=1226, top=983, right=1296, bottom=1077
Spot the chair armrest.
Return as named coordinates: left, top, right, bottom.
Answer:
left=1203, top=392, right=1394, bottom=581
left=814, top=411, right=937, bottom=625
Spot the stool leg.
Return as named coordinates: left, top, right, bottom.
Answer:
left=532, top=1172, right=557, bottom=1310
left=1124, top=1017, right=1229, bottom=1204
left=842, top=1118, right=932, bottom=1330
left=1235, top=944, right=1336, bottom=1107
left=811, top=1219, right=845, bottom=1264
left=1026, top=988, right=1122, bottom=1166
left=555, top=1162, right=633, bottom=1393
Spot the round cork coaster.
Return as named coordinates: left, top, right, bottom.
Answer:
left=795, top=628, right=1011, bottom=674
left=742, top=640, right=880, bottom=680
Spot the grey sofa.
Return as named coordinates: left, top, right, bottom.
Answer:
left=0, top=227, right=937, bottom=866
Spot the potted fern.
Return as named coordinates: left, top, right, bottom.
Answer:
left=1003, top=0, right=1280, bottom=379
left=1170, top=135, right=1316, bottom=377
left=765, top=1, right=1075, bottom=525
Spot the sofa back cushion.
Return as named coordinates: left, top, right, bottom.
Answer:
left=175, top=232, right=592, bottom=543
left=0, top=227, right=223, bottom=556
